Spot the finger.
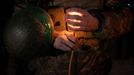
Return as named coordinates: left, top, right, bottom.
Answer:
left=65, top=34, right=77, bottom=44
left=62, top=38, right=75, bottom=48
left=66, top=16, right=88, bottom=27
left=66, top=8, right=89, bottom=16
left=57, top=33, right=75, bottom=50
left=66, top=15, right=83, bottom=21
left=66, top=12, right=83, bottom=17
left=54, top=36, right=71, bottom=51
left=67, top=19, right=89, bottom=27
left=60, top=42, right=72, bottom=51
left=63, top=34, right=75, bottom=47
left=68, top=25, right=90, bottom=31
left=67, top=24, right=80, bottom=31
left=66, top=21, right=80, bottom=26
left=61, top=42, right=73, bottom=51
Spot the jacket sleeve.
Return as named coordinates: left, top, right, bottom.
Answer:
left=100, top=8, right=133, bottom=39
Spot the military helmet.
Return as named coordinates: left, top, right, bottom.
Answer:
left=3, top=6, right=54, bottom=60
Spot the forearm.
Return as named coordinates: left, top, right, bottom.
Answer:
left=96, top=8, right=133, bottom=39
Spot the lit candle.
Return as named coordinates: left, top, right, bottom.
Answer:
left=67, top=11, right=82, bottom=75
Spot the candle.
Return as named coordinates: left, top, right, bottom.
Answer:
left=67, top=11, right=82, bottom=75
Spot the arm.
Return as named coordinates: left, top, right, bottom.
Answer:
left=100, top=8, right=133, bottom=39
left=65, top=7, right=133, bottom=39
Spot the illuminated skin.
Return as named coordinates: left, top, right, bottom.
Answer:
left=54, top=8, right=99, bottom=51
left=67, top=12, right=82, bottom=29
left=54, top=31, right=77, bottom=51
left=66, top=8, right=99, bottom=31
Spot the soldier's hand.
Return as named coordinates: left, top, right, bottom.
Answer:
left=66, top=8, right=99, bottom=32
left=54, top=31, right=77, bottom=51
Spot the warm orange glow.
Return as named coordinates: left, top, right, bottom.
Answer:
left=67, top=19, right=81, bottom=23
left=67, top=24, right=80, bottom=29
left=68, top=12, right=83, bottom=16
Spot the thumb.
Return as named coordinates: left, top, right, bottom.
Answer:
left=65, top=34, right=77, bottom=44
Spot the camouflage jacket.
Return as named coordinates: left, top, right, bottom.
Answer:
left=13, top=0, right=133, bottom=75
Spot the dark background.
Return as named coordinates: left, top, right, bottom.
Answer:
left=0, top=0, right=15, bottom=75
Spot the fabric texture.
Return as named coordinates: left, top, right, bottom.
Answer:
left=12, top=0, right=134, bottom=75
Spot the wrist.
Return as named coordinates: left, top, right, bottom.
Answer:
left=93, top=17, right=99, bottom=31
left=87, top=9, right=105, bottom=32
left=93, top=13, right=106, bottom=39
left=87, top=9, right=106, bottom=39
left=88, top=17, right=99, bottom=31
left=94, top=13, right=105, bottom=32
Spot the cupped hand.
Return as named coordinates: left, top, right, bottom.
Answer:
left=66, top=8, right=99, bottom=32
left=54, top=31, right=77, bottom=52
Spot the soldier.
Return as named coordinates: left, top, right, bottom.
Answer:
left=5, top=0, right=134, bottom=75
